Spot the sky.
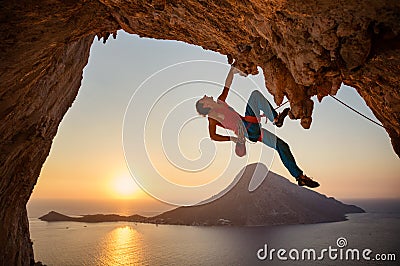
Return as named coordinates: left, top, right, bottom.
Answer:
left=30, top=31, right=400, bottom=208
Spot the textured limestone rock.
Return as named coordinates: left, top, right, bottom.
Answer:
left=1, top=0, right=399, bottom=264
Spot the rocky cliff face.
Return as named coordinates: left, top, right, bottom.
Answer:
left=1, top=0, right=399, bottom=264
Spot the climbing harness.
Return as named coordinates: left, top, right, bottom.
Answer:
left=242, top=100, right=289, bottom=144
left=242, top=115, right=263, bottom=143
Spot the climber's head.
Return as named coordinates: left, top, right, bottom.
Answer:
left=196, top=95, right=215, bottom=116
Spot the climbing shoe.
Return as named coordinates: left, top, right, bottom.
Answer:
left=273, top=108, right=290, bottom=127
left=296, top=174, right=320, bottom=188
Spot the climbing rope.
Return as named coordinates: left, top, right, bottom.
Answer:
left=329, top=95, right=385, bottom=129
left=273, top=96, right=384, bottom=129
left=274, top=100, right=289, bottom=110
left=244, top=93, right=384, bottom=146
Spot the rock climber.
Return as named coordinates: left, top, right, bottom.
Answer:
left=195, top=64, right=319, bottom=188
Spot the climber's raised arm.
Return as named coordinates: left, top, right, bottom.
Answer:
left=218, top=66, right=236, bottom=102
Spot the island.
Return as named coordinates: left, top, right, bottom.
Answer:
left=39, top=164, right=364, bottom=226
left=39, top=211, right=147, bottom=223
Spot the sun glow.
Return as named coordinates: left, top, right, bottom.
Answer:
left=112, top=175, right=139, bottom=199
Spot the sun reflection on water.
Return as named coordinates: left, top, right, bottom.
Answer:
left=100, top=225, right=144, bottom=265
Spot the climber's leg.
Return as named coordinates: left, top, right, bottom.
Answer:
left=260, top=128, right=303, bottom=179
left=245, top=90, right=277, bottom=122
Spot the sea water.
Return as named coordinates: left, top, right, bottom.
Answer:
left=29, top=199, right=400, bottom=266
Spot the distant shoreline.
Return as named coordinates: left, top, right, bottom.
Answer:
left=37, top=197, right=400, bottom=226
left=38, top=211, right=235, bottom=226
left=28, top=198, right=400, bottom=219
left=38, top=165, right=371, bottom=226
left=39, top=211, right=148, bottom=224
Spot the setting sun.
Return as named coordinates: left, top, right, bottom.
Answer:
left=112, top=175, right=139, bottom=198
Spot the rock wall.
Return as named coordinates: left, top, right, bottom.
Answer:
left=0, top=1, right=117, bottom=264
left=1, top=0, right=399, bottom=264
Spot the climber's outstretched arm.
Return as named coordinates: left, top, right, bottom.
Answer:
left=218, top=66, right=236, bottom=102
